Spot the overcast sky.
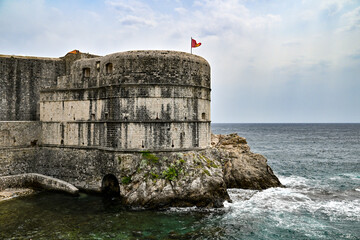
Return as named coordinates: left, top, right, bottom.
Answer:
left=1, top=0, right=359, bottom=123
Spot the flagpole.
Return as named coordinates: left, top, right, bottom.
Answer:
left=191, top=37, right=192, bottom=54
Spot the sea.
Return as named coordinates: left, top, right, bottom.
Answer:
left=0, top=123, right=359, bottom=240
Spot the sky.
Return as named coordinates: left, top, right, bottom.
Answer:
left=0, top=0, right=359, bottom=123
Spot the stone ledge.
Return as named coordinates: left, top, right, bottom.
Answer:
left=40, top=120, right=211, bottom=123
left=39, top=144, right=207, bottom=153
left=40, top=83, right=211, bottom=92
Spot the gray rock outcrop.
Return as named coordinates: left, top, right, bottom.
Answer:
left=117, top=133, right=282, bottom=208
left=212, top=133, right=282, bottom=189
left=118, top=151, right=230, bottom=208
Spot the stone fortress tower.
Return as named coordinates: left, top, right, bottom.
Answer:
left=40, top=50, right=211, bottom=151
left=1, top=50, right=281, bottom=207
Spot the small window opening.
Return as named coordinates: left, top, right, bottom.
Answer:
left=156, top=113, right=159, bottom=120
left=61, top=139, right=64, bottom=145
left=172, top=140, right=174, bottom=148
left=142, top=140, right=144, bottom=148
left=91, top=113, right=95, bottom=120
left=83, top=68, right=90, bottom=78
left=106, top=63, right=113, bottom=74
left=104, top=112, right=109, bottom=119
left=202, top=112, right=206, bottom=120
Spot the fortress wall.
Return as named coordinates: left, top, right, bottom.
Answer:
left=33, top=147, right=138, bottom=192
left=0, top=148, right=38, bottom=176
left=39, top=98, right=210, bottom=122
left=39, top=51, right=211, bottom=151
left=0, top=56, right=65, bottom=121
left=0, top=121, right=41, bottom=148
left=68, top=51, right=210, bottom=89
left=0, top=146, right=114, bottom=190
left=41, top=122, right=210, bottom=150
left=40, top=85, right=210, bottom=104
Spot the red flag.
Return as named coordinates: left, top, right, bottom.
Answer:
left=191, top=39, right=201, bottom=48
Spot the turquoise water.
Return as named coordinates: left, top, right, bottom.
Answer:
left=0, top=123, right=359, bottom=239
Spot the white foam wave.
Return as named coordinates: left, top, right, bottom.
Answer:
left=226, top=186, right=360, bottom=221
left=278, top=175, right=310, bottom=188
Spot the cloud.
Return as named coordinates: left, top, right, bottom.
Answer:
left=106, top=0, right=159, bottom=27
left=282, top=41, right=301, bottom=47
left=337, top=6, right=360, bottom=32
left=1, top=0, right=359, bottom=122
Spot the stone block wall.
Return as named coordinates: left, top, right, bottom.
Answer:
left=40, top=51, right=211, bottom=151
left=0, top=121, right=41, bottom=148
left=41, top=121, right=210, bottom=150
left=0, top=55, right=65, bottom=121
left=0, top=148, right=38, bottom=176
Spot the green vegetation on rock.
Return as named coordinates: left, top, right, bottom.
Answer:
left=162, top=167, right=178, bottom=181
left=150, top=172, right=159, bottom=179
left=141, top=150, right=159, bottom=164
left=121, top=176, right=132, bottom=184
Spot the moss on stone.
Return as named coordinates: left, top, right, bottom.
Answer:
left=121, top=176, right=132, bottom=184
left=141, top=150, right=159, bottom=164
left=203, top=169, right=211, bottom=176
left=162, top=167, right=178, bottom=181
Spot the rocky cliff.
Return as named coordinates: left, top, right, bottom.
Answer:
left=118, top=133, right=282, bottom=208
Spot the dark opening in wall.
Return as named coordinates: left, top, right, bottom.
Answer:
left=60, top=139, right=64, bottom=145
left=142, top=140, right=144, bottom=148
left=202, top=112, right=206, bottom=120
left=101, top=174, right=120, bottom=198
left=83, top=68, right=90, bottom=78
left=96, top=61, right=100, bottom=72
left=106, top=63, right=113, bottom=74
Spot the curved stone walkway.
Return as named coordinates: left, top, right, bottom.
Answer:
left=0, top=173, right=79, bottom=196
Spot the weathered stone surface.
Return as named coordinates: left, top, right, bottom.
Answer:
left=0, top=121, right=41, bottom=148
left=0, top=173, right=79, bottom=195
left=40, top=50, right=211, bottom=151
left=212, top=133, right=282, bottom=190
left=0, top=55, right=65, bottom=121
left=118, top=151, right=230, bottom=208
left=0, top=133, right=281, bottom=207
